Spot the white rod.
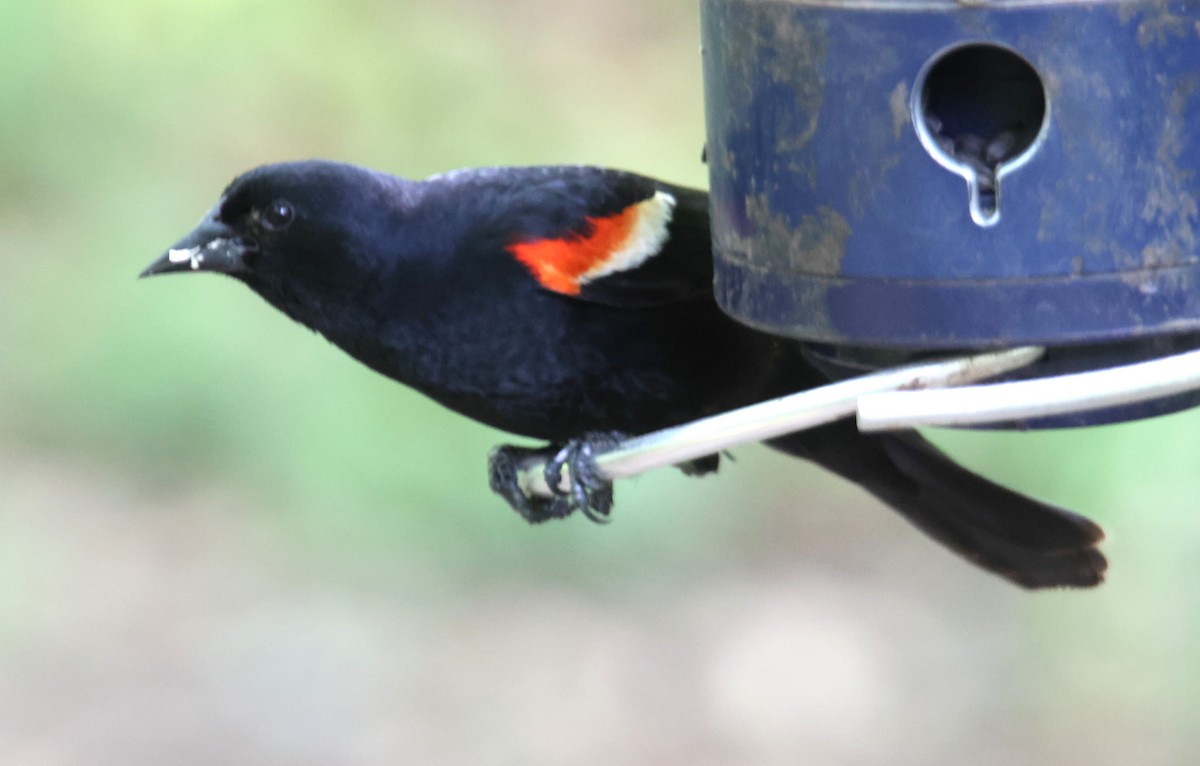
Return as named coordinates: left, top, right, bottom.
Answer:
left=858, top=346, right=1200, bottom=431
left=519, top=346, right=1044, bottom=498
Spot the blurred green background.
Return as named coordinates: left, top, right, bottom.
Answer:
left=3, top=1, right=1200, bottom=763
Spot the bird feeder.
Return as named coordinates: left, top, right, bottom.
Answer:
left=701, top=0, right=1200, bottom=427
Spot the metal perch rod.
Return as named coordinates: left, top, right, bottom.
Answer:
left=517, top=346, right=1046, bottom=499
left=858, top=346, right=1200, bottom=431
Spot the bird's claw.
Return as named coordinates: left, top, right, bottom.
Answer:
left=543, top=432, right=623, bottom=524
left=488, top=444, right=572, bottom=523
left=487, top=432, right=624, bottom=524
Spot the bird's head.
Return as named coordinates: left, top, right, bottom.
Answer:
left=142, top=160, right=412, bottom=322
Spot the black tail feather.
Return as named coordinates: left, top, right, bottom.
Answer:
left=768, top=424, right=1106, bottom=589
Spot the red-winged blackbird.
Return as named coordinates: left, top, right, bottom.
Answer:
left=142, top=160, right=1106, bottom=588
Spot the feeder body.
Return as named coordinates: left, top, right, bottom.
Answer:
left=702, top=0, right=1200, bottom=347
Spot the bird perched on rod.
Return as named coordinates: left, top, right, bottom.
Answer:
left=141, top=159, right=1106, bottom=589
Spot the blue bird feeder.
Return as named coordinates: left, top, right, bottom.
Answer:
left=700, top=0, right=1200, bottom=426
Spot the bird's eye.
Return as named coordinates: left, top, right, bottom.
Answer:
left=261, top=200, right=294, bottom=231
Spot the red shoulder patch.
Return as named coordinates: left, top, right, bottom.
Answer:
left=507, top=191, right=676, bottom=296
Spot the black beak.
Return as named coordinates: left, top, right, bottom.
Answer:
left=140, top=211, right=251, bottom=278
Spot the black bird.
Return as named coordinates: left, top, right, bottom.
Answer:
left=141, top=160, right=1106, bottom=588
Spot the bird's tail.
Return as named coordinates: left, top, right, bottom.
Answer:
left=767, top=423, right=1106, bottom=589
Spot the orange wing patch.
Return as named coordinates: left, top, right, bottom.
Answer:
left=508, top=190, right=676, bottom=295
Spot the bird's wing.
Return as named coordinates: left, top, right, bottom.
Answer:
left=486, top=167, right=715, bottom=308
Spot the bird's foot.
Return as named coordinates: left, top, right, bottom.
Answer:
left=677, top=453, right=722, bottom=477
left=487, top=432, right=625, bottom=525
left=488, top=444, right=572, bottom=524
left=542, top=432, right=624, bottom=524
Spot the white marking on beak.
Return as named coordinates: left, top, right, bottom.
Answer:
left=167, top=246, right=205, bottom=270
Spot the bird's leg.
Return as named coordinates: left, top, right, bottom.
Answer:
left=542, top=432, right=625, bottom=524
left=488, top=443, right=574, bottom=524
